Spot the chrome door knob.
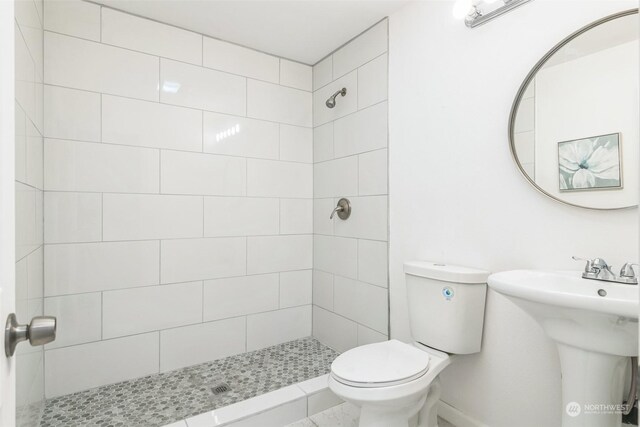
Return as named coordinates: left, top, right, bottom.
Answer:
left=5, top=313, right=56, bottom=357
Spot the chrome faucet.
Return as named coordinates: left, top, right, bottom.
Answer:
left=572, top=256, right=638, bottom=285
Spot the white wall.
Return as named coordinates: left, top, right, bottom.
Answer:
left=43, top=0, right=313, bottom=398
left=389, top=1, right=638, bottom=426
left=311, top=20, right=390, bottom=352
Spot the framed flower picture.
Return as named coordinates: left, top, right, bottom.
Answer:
left=558, top=133, right=622, bottom=192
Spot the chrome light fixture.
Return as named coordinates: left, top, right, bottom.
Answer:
left=453, top=0, right=533, bottom=28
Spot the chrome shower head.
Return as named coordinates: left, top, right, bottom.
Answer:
left=326, top=87, right=347, bottom=108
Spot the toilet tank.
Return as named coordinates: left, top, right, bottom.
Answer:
left=404, top=261, right=490, bottom=354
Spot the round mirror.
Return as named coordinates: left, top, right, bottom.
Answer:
left=510, top=9, right=639, bottom=210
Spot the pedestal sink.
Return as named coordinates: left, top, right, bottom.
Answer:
left=488, top=270, right=638, bottom=427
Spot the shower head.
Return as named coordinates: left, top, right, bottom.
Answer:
left=326, top=88, right=347, bottom=108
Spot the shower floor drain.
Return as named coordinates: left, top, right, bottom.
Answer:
left=211, top=384, right=231, bottom=395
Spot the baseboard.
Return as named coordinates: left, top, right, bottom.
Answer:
left=437, top=400, right=490, bottom=427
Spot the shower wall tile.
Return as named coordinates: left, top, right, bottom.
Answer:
left=280, top=124, right=313, bottom=163
left=44, top=85, right=100, bottom=142
left=44, top=32, right=159, bottom=101
left=280, top=59, right=313, bottom=91
left=358, top=149, right=388, bottom=196
left=280, top=199, right=313, bottom=235
left=102, top=95, right=203, bottom=152
left=312, top=71, right=357, bottom=127
left=332, top=20, right=388, bottom=79
left=279, top=270, right=313, bottom=308
left=246, top=305, right=312, bottom=351
left=102, top=8, right=202, bottom=65
left=312, top=270, right=333, bottom=311
left=44, top=192, right=102, bottom=244
left=204, top=197, right=279, bottom=237
left=333, top=276, right=388, bottom=333
left=313, top=156, right=358, bottom=198
left=203, top=37, right=279, bottom=83
left=203, top=113, right=279, bottom=159
left=333, top=101, right=388, bottom=158
left=247, top=159, right=312, bottom=198
left=357, top=325, right=387, bottom=346
left=357, top=53, right=388, bottom=109
left=313, top=123, right=334, bottom=163
left=333, top=196, right=387, bottom=241
left=313, top=56, right=333, bottom=91
left=44, top=293, right=102, bottom=349
left=357, top=239, right=388, bottom=288
left=247, top=235, right=313, bottom=274
left=247, top=79, right=312, bottom=127
left=312, top=306, right=357, bottom=353
left=313, top=198, right=334, bottom=236
left=44, top=0, right=101, bottom=41
left=313, top=235, right=358, bottom=279
left=203, top=274, right=280, bottom=321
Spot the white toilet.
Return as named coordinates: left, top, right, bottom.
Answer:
left=328, top=262, right=490, bottom=427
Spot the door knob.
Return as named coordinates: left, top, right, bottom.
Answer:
left=5, top=313, right=56, bottom=357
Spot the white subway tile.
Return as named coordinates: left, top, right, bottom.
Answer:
left=246, top=305, right=311, bottom=351
left=280, top=125, right=312, bottom=163
left=312, top=71, right=357, bottom=127
left=44, top=85, right=100, bottom=142
left=44, top=32, right=159, bottom=101
left=313, top=157, right=358, bottom=198
left=280, top=270, right=312, bottom=308
left=27, top=246, right=43, bottom=299
left=44, top=241, right=160, bottom=296
left=44, top=293, right=101, bottom=349
left=312, top=270, right=333, bottom=311
left=334, top=196, right=387, bottom=241
left=203, top=37, right=279, bottom=83
left=333, top=276, right=388, bottom=333
left=247, top=159, right=312, bottom=198
left=313, top=123, right=333, bottom=163
left=247, top=79, right=312, bottom=127
left=103, top=194, right=203, bottom=241
left=204, top=197, right=279, bottom=237
left=44, top=139, right=159, bottom=193
left=312, top=306, right=357, bottom=353
left=313, top=235, right=357, bottom=279
left=103, top=281, right=202, bottom=339
left=247, top=235, right=312, bottom=275
left=280, top=199, right=312, bottom=235
left=357, top=324, right=387, bottom=346
left=161, top=238, right=246, bottom=284
left=44, top=333, right=159, bottom=398
left=203, top=274, right=279, bottom=321
left=333, top=102, right=387, bottom=158
left=358, top=149, right=387, bottom=196
left=160, top=58, right=246, bottom=115
left=280, top=59, right=312, bottom=91
left=333, top=20, right=387, bottom=78
left=160, top=317, right=246, bottom=372
left=44, top=192, right=102, bottom=244
left=313, top=56, right=332, bottom=91
left=44, top=0, right=100, bottom=41
left=15, top=183, right=39, bottom=260
left=357, top=53, right=387, bottom=109
left=313, top=198, right=334, bottom=236
left=358, top=239, right=388, bottom=288
left=161, top=150, right=246, bottom=196
left=102, top=95, right=203, bottom=152
left=204, top=113, right=279, bottom=159
left=102, top=8, right=202, bottom=65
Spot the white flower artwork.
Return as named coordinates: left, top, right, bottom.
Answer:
left=558, top=133, right=622, bottom=191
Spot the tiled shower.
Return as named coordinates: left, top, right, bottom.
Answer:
left=14, top=0, right=388, bottom=425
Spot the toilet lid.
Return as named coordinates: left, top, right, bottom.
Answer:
left=331, top=340, right=430, bottom=388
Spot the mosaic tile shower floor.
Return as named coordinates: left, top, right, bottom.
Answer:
left=40, top=337, right=339, bottom=427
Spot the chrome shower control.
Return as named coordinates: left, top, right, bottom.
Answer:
left=5, top=313, right=56, bottom=357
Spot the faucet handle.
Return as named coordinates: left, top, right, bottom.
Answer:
left=620, top=263, right=639, bottom=278
left=572, top=256, right=593, bottom=273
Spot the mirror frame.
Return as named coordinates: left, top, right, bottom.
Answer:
left=508, top=8, right=639, bottom=211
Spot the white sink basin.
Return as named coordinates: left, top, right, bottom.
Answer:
left=488, top=270, right=639, bottom=427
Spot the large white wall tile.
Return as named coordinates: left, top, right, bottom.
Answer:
left=15, top=183, right=39, bottom=260
left=246, top=305, right=311, bottom=351
left=204, top=197, right=279, bottom=237
left=247, top=235, right=312, bottom=274
left=313, top=198, right=334, bottom=236
left=333, top=102, right=387, bottom=158
left=280, top=59, right=312, bottom=91
left=313, top=56, right=333, bottom=91
left=247, top=79, right=312, bottom=127
left=102, top=95, right=203, bottom=152
left=203, top=37, right=279, bottom=83
left=313, top=235, right=357, bottom=279
left=357, top=53, right=387, bottom=109
left=25, top=122, right=43, bottom=189
left=44, top=293, right=102, bottom=349
left=160, top=58, right=246, bottom=115
left=160, top=317, right=246, bottom=372
left=357, top=324, right=387, bottom=346
left=161, top=237, right=246, bottom=283
left=44, top=139, right=159, bottom=193
left=333, top=276, right=388, bottom=333
left=161, top=150, right=246, bottom=196
left=45, top=241, right=160, bottom=296
left=44, top=32, right=159, bottom=101
left=280, top=125, right=312, bottom=163
left=313, top=71, right=357, bottom=127
left=313, top=157, right=358, bottom=198
left=280, top=270, right=312, bottom=308
left=358, top=239, right=388, bottom=288
left=44, top=0, right=100, bottom=41
left=312, top=270, right=334, bottom=311
left=103, top=194, right=203, bottom=240
left=203, top=274, right=279, bottom=321
left=280, top=199, right=312, bottom=235
left=358, top=149, right=387, bottom=196
left=27, top=246, right=44, bottom=300
left=44, top=192, right=102, bottom=244
left=313, top=123, right=334, bottom=163
left=44, top=333, right=159, bottom=398
left=332, top=20, right=387, bottom=78
left=103, top=281, right=202, bottom=338
left=102, top=8, right=202, bottom=65
left=204, top=113, right=279, bottom=159
left=44, top=85, right=100, bottom=142
left=15, top=103, right=26, bottom=183
left=334, top=196, right=387, bottom=241
left=312, top=306, right=357, bottom=353
left=247, top=159, right=312, bottom=198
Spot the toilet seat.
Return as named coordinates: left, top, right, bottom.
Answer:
left=330, top=340, right=430, bottom=388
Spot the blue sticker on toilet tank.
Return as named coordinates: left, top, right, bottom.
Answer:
left=442, top=287, right=454, bottom=300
